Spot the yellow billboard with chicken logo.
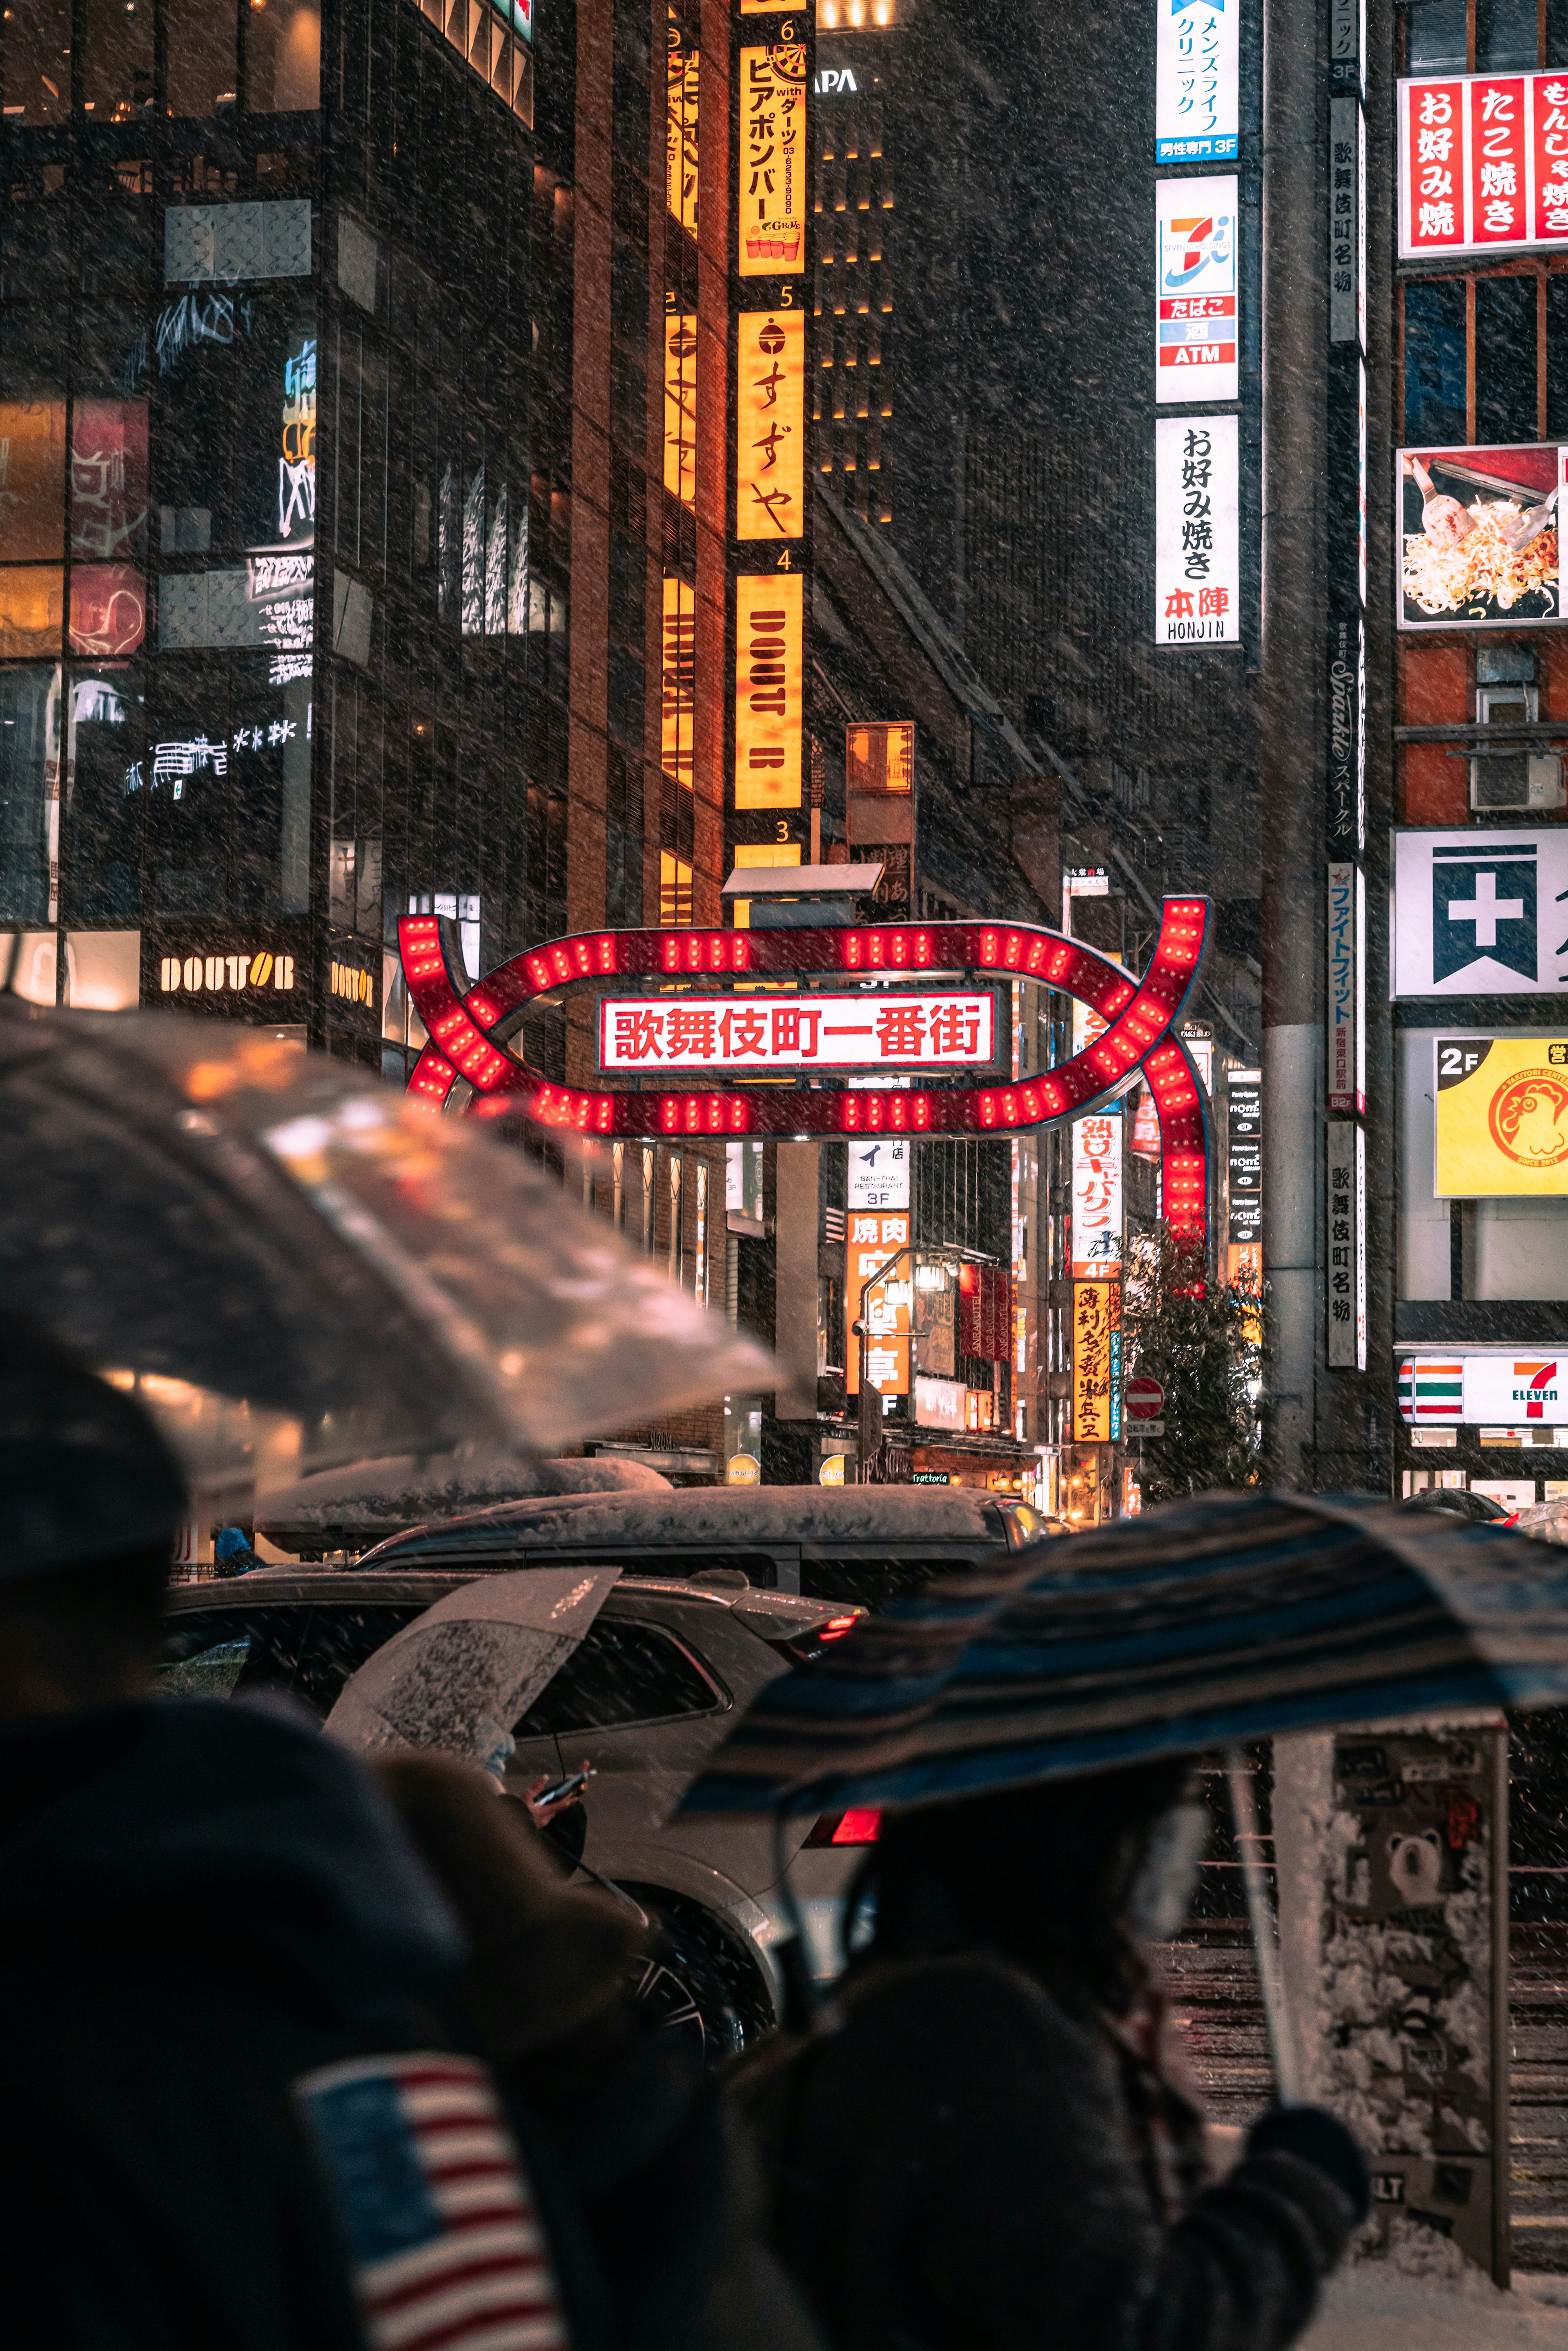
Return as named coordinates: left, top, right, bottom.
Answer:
left=1434, top=1035, right=1568, bottom=1195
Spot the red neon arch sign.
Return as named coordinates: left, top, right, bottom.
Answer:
left=398, top=898, right=1214, bottom=1250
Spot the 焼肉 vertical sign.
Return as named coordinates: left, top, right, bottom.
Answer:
left=847, top=1210, right=910, bottom=1397
left=1398, top=71, right=1568, bottom=260
left=1155, top=175, right=1238, bottom=401
left=1155, top=415, right=1240, bottom=644
left=734, top=573, right=803, bottom=808
left=1155, top=0, right=1238, bottom=161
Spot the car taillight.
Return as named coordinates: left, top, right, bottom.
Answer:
left=817, top=1615, right=859, bottom=1642
left=804, top=1807, right=882, bottom=1847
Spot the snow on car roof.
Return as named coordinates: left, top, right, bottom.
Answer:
left=255, top=1452, right=669, bottom=1541
left=361, top=1484, right=1009, bottom=1563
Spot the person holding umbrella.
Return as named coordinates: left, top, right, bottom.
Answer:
left=689, top=1488, right=1568, bottom=2351
left=735, top=1757, right=1367, bottom=2351
left=0, top=1321, right=572, bottom=2351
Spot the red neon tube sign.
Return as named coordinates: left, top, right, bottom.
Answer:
left=398, top=900, right=1213, bottom=1257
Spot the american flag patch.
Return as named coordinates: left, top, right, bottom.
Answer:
left=295, top=2052, right=568, bottom=2351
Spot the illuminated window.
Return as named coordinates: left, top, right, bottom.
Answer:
left=245, top=0, right=321, bottom=111
left=659, top=849, right=693, bottom=926
left=415, top=0, right=533, bottom=126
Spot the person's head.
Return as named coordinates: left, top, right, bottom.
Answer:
left=856, top=1754, right=1203, bottom=2011
left=0, top=1319, right=187, bottom=1723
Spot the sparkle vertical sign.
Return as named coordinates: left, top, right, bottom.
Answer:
left=1155, top=0, right=1239, bottom=162
left=1155, top=414, right=1240, bottom=644
left=1155, top=174, right=1238, bottom=401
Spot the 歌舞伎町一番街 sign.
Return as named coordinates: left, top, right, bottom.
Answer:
left=597, top=992, right=998, bottom=1074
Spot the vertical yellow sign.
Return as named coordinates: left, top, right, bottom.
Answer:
left=734, top=571, right=802, bottom=808
left=739, top=46, right=806, bottom=275
left=666, top=20, right=699, bottom=232
left=1071, top=1279, right=1119, bottom=1443
left=661, top=575, right=695, bottom=783
left=663, top=309, right=698, bottom=506
left=735, top=310, right=804, bottom=539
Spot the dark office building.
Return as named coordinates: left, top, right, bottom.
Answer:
left=0, top=0, right=698, bottom=1074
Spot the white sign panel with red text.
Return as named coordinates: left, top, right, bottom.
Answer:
left=1155, top=415, right=1241, bottom=644
left=597, top=990, right=997, bottom=1073
left=1071, top=1112, right=1125, bottom=1279
left=1399, top=71, right=1568, bottom=259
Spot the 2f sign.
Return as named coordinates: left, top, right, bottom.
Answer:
left=1438, top=1043, right=1489, bottom=1082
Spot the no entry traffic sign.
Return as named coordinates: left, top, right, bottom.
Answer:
left=1125, top=1377, right=1165, bottom=1422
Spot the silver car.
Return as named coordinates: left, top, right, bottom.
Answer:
left=161, top=1566, right=871, bottom=2054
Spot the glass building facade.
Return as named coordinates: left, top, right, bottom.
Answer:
left=0, top=0, right=593, bottom=1065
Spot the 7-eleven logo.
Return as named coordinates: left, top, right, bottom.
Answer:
left=1513, top=1361, right=1559, bottom=1418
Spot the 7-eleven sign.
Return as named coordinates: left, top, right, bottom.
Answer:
left=1512, top=1361, right=1558, bottom=1420
left=1457, top=1356, right=1564, bottom=1424
left=1397, top=1359, right=1462, bottom=1423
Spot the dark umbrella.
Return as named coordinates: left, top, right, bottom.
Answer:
left=677, top=1489, right=1568, bottom=1819
left=0, top=1000, right=771, bottom=1463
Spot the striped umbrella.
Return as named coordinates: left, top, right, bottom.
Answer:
left=677, top=1489, right=1568, bottom=1820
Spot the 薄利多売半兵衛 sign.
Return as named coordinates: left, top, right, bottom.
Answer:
left=597, top=991, right=998, bottom=1074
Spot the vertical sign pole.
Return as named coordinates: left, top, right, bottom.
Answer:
left=1491, top=1726, right=1512, bottom=2289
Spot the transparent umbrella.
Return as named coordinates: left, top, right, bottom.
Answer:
left=324, top=1567, right=621, bottom=1768
left=0, top=1001, right=771, bottom=1464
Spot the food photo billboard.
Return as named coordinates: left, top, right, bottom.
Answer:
left=1396, top=443, right=1565, bottom=628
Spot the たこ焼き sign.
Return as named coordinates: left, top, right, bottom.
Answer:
left=1399, top=71, right=1568, bottom=260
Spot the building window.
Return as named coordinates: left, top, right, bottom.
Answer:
left=1402, top=267, right=1568, bottom=446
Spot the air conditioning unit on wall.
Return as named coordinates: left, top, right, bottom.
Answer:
left=1468, top=749, right=1566, bottom=811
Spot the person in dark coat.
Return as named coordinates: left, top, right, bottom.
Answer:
left=733, top=1759, right=1368, bottom=2351
left=376, top=1748, right=828, bottom=2351
left=0, top=1326, right=568, bottom=2351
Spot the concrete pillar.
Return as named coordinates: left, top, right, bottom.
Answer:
left=1259, top=0, right=1325, bottom=1487
left=772, top=1139, right=820, bottom=1425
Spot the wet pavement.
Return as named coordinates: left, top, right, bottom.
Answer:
left=1166, top=1924, right=1568, bottom=2275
